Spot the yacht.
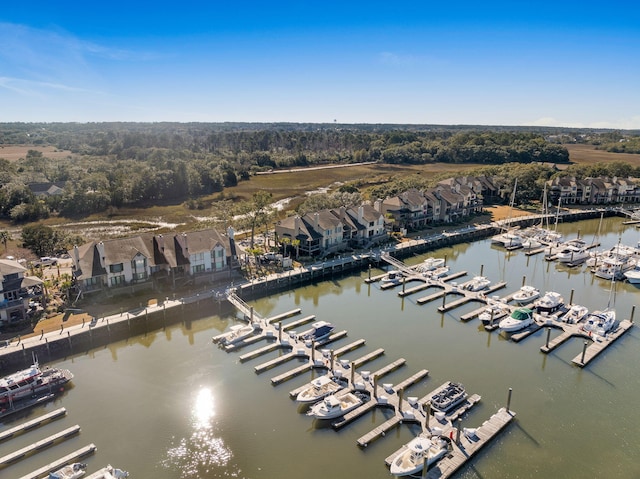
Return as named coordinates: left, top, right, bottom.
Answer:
left=0, top=361, right=73, bottom=405
left=307, top=391, right=366, bottom=419
left=582, top=309, right=616, bottom=337
left=416, top=257, right=445, bottom=273
left=296, top=375, right=345, bottom=403
left=555, top=241, right=590, bottom=264
left=427, top=265, right=450, bottom=279
left=389, top=434, right=452, bottom=476
left=512, top=285, right=540, bottom=305
left=499, top=308, right=534, bottom=332
left=593, top=255, right=636, bottom=281
left=491, top=230, right=524, bottom=249
left=534, top=291, right=564, bottom=314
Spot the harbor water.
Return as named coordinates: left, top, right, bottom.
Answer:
left=2, top=216, right=640, bottom=478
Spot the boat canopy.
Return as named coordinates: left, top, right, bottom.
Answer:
left=511, top=308, right=533, bottom=320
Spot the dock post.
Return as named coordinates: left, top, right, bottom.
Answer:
left=422, top=455, right=429, bottom=478
left=569, top=289, right=574, bottom=305
left=444, top=254, right=447, bottom=266
left=630, top=305, right=636, bottom=323
left=545, top=327, right=551, bottom=349
left=278, top=324, right=282, bottom=342
left=581, top=341, right=588, bottom=364
left=330, top=350, right=335, bottom=371
left=480, top=264, right=484, bottom=276
left=425, top=401, right=431, bottom=429
left=442, top=291, right=446, bottom=309
left=522, top=275, right=526, bottom=287
left=368, top=264, right=371, bottom=281
left=250, top=307, right=254, bottom=323
left=311, top=342, right=315, bottom=363
left=490, top=308, right=495, bottom=327
left=350, top=362, right=355, bottom=385
left=397, top=388, right=404, bottom=414
left=507, top=387, right=513, bottom=412
left=373, top=375, right=378, bottom=399
left=456, top=417, right=462, bottom=444
left=402, top=276, right=406, bottom=294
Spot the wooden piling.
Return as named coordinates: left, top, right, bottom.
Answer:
left=581, top=341, right=588, bottom=364
left=569, top=289, right=574, bottom=305
left=507, top=387, right=513, bottom=412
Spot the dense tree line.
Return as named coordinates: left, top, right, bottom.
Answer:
left=0, top=123, right=635, bottom=223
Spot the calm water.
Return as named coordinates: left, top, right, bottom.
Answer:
left=2, top=216, right=640, bottom=479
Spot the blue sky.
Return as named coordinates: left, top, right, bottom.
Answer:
left=1, top=1, right=639, bottom=128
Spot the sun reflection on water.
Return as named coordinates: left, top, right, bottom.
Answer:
left=162, top=387, right=238, bottom=478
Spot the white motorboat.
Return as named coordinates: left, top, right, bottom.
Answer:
left=499, top=308, right=534, bottom=332
left=430, top=381, right=467, bottom=412
left=381, top=270, right=403, bottom=285
left=582, top=309, right=616, bottom=337
left=463, top=276, right=490, bottom=292
left=555, top=242, right=590, bottom=264
left=521, top=237, right=542, bottom=250
left=534, top=291, right=564, bottom=314
left=491, top=231, right=524, bottom=249
left=48, top=463, right=87, bottom=479
left=512, top=285, right=540, bottom=305
left=217, top=322, right=260, bottom=346
left=427, top=266, right=450, bottom=279
left=416, top=257, right=445, bottom=273
left=562, top=304, right=589, bottom=324
left=389, top=434, right=452, bottom=476
left=300, top=321, right=335, bottom=343
left=594, top=256, right=636, bottom=281
left=296, top=375, right=345, bottom=403
left=478, top=302, right=509, bottom=325
left=624, top=266, right=640, bottom=284
left=307, top=391, right=366, bottom=419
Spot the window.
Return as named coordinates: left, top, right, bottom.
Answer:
left=193, top=264, right=205, bottom=273
left=110, top=275, right=124, bottom=286
left=109, top=263, right=123, bottom=273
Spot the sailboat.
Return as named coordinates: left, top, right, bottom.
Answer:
left=582, top=276, right=617, bottom=337
left=491, top=179, right=524, bottom=249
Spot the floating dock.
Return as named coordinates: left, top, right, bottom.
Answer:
left=0, top=425, right=81, bottom=466
left=0, top=408, right=67, bottom=443
left=17, top=444, right=97, bottom=479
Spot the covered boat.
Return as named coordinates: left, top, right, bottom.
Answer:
left=416, top=257, right=445, bottom=273
left=381, top=270, right=403, bottom=284
left=478, top=302, right=509, bottom=325
left=389, top=434, right=452, bottom=476
left=217, top=322, right=260, bottom=346
left=430, top=382, right=467, bottom=412
left=624, top=266, right=640, bottom=284
left=499, top=308, right=534, bottom=332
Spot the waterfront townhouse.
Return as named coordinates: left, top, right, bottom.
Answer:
left=275, top=210, right=345, bottom=257
left=339, top=204, right=386, bottom=248
left=69, top=228, right=237, bottom=296
left=547, top=176, right=640, bottom=205
left=379, top=188, right=431, bottom=231
left=0, top=259, right=44, bottom=330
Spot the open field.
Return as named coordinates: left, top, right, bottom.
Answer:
left=0, top=144, right=75, bottom=161
left=564, top=143, right=640, bottom=166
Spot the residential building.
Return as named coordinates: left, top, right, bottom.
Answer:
left=69, top=228, right=238, bottom=296
left=0, top=259, right=44, bottom=330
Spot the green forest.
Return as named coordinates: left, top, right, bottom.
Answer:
left=0, top=123, right=638, bottom=225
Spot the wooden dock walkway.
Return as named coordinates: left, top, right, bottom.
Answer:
left=238, top=342, right=288, bottom=362
left=254, top=351, right=308, bottom=374
left=17, top=444, right=97, bottom=479
left=0, top=408, right=67, bottom=443
left=425, top=408, right=516, bottom=479
left=0, top=425, right=81, bottom=466
left=572, top=320, right=633, bottom=367
left=271, top=363, right=313, bottom=385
